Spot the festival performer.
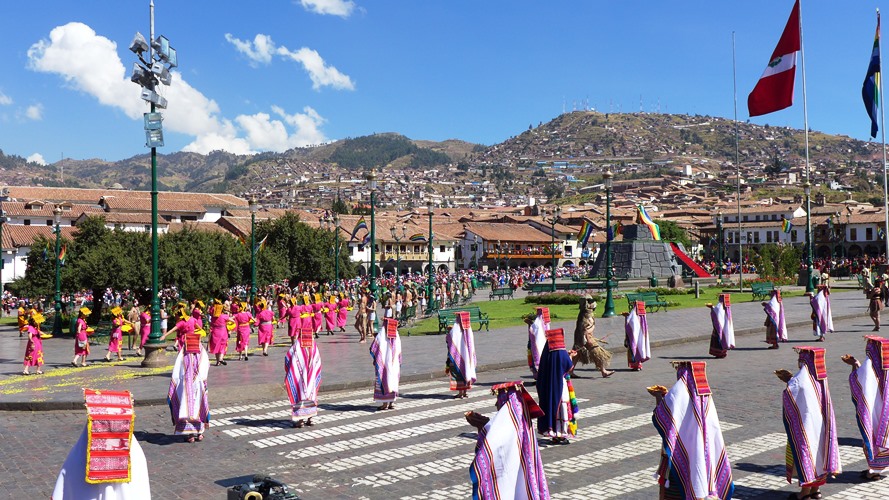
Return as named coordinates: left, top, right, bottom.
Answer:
left=571, top=295, right=614, bottom=377
left=22, top=312, right=46, bottom=375
left=363, top=292, right=377, bottom=342
left=355, top=292, right=368, bottom=342
left=135, top=304, right=151, bottom=357
left=763, top=289, right=788, bottom=349
left=17, top=301, right=29, bottom=337
left=868, top=277, right=884, bottom=332
left=707, top=293, right=735, bottom=359
left=536, top=328, right=578, bottom=444
left=526, top=306, right=550, bottom=379
left=811, top=285, right=834, bottom=342
left=207, top=300, right=231, bottom=366
left=371, top=318, right=402, bottom=410
left=255, top=298, right=275, bottom=356
left=337, top=292, right=350, bottom=333
left=104, top=306, right=132, bottom=362
left=624, top=300, right=651, bottom=371
left=51, top=389, right=150, bottom=499
left=72, top=307, right=93, bottom=367
left=282, top=296, right=296, bottom=345
left=775, top=346, right=841, bottom=499
left=843, top=337, right=889, bottom=480
left=164, top=327, right=210, bottom=443
left=446, top=311, right=477, bottom=399
left=191, top=300, right=205, bottom=329
left=232, top=301, right=253, bottom=362
left=311, top=294, right=323, bottom=338
left=323, top=294, right=337, bottom=335
left=649, top=361, right=734, bottom=500
left=277, top=293, right=288, bottom=329
left=284, top=326, right=322, bottom=428
left=465, top=381, right=548, bottom=499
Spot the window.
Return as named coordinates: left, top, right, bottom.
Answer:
left=440, top=245, right=446, bottom=252
left=867, top=228, right=874, bottom=240
left=766, top=231, right=773, bottom=243
left=385, top=244, right=392, bottom=252
left=743, top=215, right=749, bottom=222
left=23, top=219, right=30, bottom=226
left=727, top=232, right=734, bottom=244
left=753, top=232, right=760, bottom=243
left=791, top=230, right=798, bottom=242
left=851, top=228, right=858, bottom=241
left=772, top=215, right=778, bottom=221
left=46, top=220, right=53, bottom=226
left=773, top=231, right=779, bottom=241
left=413, top=245, right=421, bottom=252
left=144, top=225, right=151, bottom=232
left=755, top=215, right=761, bottom=221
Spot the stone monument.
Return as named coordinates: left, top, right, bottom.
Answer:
left=589, top=224, right=684, bottom=279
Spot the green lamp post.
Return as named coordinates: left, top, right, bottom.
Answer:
left=602, top=170, right=616, bottom=318
left=52, top=206, right=63, bottom=336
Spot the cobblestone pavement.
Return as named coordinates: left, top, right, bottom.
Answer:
left=3, top=312, right=889, bottom=499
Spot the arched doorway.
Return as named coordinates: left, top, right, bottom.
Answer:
left=816, top=245, right=831, bottom=259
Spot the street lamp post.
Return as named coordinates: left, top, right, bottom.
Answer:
left=427, top=201, right=434, bottom=309
left=52, top=206, right=63, bottom=336
left=390, top=224, right=406, bottom=290
left=249, top=198, right=258, bottom=305
left=715, top=210, right=723, bottom=283
left=844, top=212, right=850, bottom=260
left=367, top=170, right=378, bottom=299
left=130, top=1, right=178, bottom=368
left=543, top=206, right=562, bottom=291
left=603, top=171, right=616, bottom=318
left=804, top=182, right=815, bottom=292
left=333, top=213, right=340, bottom=290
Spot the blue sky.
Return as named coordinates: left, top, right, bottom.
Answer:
left=0, top=1, right=886, bottom=164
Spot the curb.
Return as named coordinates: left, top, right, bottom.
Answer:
left=1, top=311, right=862, bottom=412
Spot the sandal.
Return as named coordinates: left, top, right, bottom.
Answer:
left=305, top=418, right=315, bottom=426
left=602, top=371, right=615, bottom=378
left=36, top=371, right=43, bottom=375
left=21, top=371, right=29, bottom=376
left=378, top=404, right=389, bottom=411
left=196, top=434, right=204, bottom=442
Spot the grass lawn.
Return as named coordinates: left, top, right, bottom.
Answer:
left=401, top=287, right=830, bottom=336
left=0, top=317, right=18, bottom=326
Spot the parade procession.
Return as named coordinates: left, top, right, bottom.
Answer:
left=10, top=0, right=889, bottom=499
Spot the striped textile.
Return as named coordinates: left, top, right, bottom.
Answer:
left=849, top=336, right=889, bottom=472
left=167, top=347, right=210, bottom=435
left=284, top=341, right=322, bottom=419
left=370, top=325, right=402, bottom=403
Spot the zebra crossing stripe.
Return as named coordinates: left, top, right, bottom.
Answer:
left=731, top=445, right=863, bottom=500
left=316, top=402, right=627, bottom=472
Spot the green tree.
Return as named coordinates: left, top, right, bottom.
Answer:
left=258, top=212, right=355, bottom=284
left=331, top=197, right=350, bottom=215
left=159, top=226, right=248, bottom=300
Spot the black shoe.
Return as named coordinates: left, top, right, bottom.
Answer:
left=244, top=356, right=248, bottom=361
left=220, top=360, right=227, bottom=366
left=263, top=352, right=269, bottom=356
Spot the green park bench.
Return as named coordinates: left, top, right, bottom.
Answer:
left=750, top=282, right=775, bottom=301
left=856, top=274, right=869, bottom=290
left=437, top=306, right=490, bottom=335
left=523, top=283, right=554, bottom=294
left=489, top=288, right=514, bottom=300
left=625, top=291, right=669, bottom=312
left=399, top=304, right=417, bottom=327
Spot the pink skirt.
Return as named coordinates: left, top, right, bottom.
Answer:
left=108, top=332, right=122, bottom=353
left=236, top=329, right=250, bottom=352
left=208, top=330, right=229, bottom=355
left=258, top=325, right=274, bottom=345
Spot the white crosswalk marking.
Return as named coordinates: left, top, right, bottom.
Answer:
left=732, top=445, right=864, bottom=499
left=315, top=402, right=630, bottom=472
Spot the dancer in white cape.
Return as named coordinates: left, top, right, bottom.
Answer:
left=763, top=289, right=788, bottom=349
left=166, top=331, right=210, bottom=442
left=52, top=389, right=150, bottom=500
left=843, top=336, right=889, bottom=480
left=649, top=361, right=734, bottom=500
left=811, top=285, right=834, bottom=341
left=708, top=293, right=734, bottom=359
left=624, top=300, right=651, bottom=371
left=526, top=306, right=550, bottom=379
left=446, top=311, right=477, bottom=399
left=285, top=326, right=322, bottom=427
left=371, top=318, right=402, bottom=410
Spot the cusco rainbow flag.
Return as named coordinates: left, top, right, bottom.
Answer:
left=576, top=219, right=593, bottom=246
left=636, top=205, right=661, bottom=240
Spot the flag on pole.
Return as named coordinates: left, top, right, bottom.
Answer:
left=409, top=233, right=427, bottom=242
left=863, top=12, right=882, bottom=138
left=880, top=227, right=886, bottom=240
left=576, top=218, right=594, bottom=246
left=58, top=245, right=67, bottom=265
left=747, top=0, right=801, bottom=117
left=358, top=233, right=372, bottom=250
left=637, top=205, right=661, bottom=240
left=238, top=234, right=247, bottom=247
left=254, top=235, right=268, bottom=253
left=349, top=217, right=368, bottom=241
left=781, top=216, right=793, bottom=233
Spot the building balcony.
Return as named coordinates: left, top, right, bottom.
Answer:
left=484, top=252, right=563, bottom=260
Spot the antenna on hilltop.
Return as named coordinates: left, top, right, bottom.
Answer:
left=640, top=94, right=644, bottom=113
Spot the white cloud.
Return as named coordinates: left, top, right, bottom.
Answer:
left=224, top=33, right=276, bottom=66
left=26, top=153, right=47, bottom=165
left=235, top=105, right=326, bottom=151
left=28, top=22, right=329, bottom=155
left=299, top=0, right=356, bottom=18
left=25, top=103, right=43, bottom=120
left=277, top=46, right=355, bottom=91
left=0, top=90, right=11, bottom=105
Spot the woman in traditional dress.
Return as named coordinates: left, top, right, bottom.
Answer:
left=136, top=304, right=151, bottom=357
left=22, top=312, right=46, bottom=375
left=571, top=295, right=614, bottom=377
left=104, top=306, right=132, bottom=362
left=323, top=294, right=337, bottom=335
left=255, top=298, right=275, bottom=356
left=446, top=311, right=477, bottom=399
left=624, top=301, right=651, bottom=371
left=207, top=300, right=231, bottom=366
left=371, top=318, right=402, bottom=410
left=868, top=277, right=884, bottom=332
left=232, top=301, right=253, bottom=362
left=277, top=293, right=288, bottom=330
left=763, top=289, right=788, bottom=349
left=311, top=295, right=323, bottom=338
left=536, top=328, right=578, bottom=444
left=843, top=337, right=889, bottom=480
left=708, top=293, right=735, bottom=359
left=811, top=285, right=834, bottom=342
left=527, top=307, right=550, bottom=379
left=285, top=326, right=322, bottom=428
left=162, top=305, right=210, bottom=443
left=336, top=293, right=350, bottom=333
left=285, top=297, right=300, bottom=346
left=71, top=307, right=92, bottom=367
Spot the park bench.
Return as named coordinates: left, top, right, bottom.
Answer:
left=856, top=274, right=870, bottom=291
left=437, top=306, right=490, bottom=335
left=489, top=288, right=514, bottom=300
left=625, top=291, right=669, bottom=313
left=523, top=283, right=554, bottom=294
left=750, top=282, right=775, bottom=301
left=399, top=304, right=417, bottom=327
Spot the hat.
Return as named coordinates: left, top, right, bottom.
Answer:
left=865, top=336, right=889, bottom=370
left=29, top=312, right=46, bottom=325
left=545, top=328, right=566, bottom=350
left=194, top=300, right=206, bottom=310
left=671, top=361, right=711, bottom=396
left=79, top=307, right=92, bottom=317
left=491, top=381, right=544, bottom=418
left=110, top=306, right=123, bottom=316
left=795, top=346, right=828, bottom=380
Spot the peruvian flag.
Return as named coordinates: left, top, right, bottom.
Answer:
left=748, top=0, right=801, bottom=117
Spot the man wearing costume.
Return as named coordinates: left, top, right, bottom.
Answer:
left=624, top=300, right=651, bottom=371
left=763, top=289, right=788, bottom=349
left=572, top=295, right=614, bottom=377
left=843, top=336, right=889, bottom=480
left=536, top=328, right=579, bottom=445
left=707, top=294, right=734, bottom=359
left=285, top=326, right=322, bottom=428
left=370, top=318, right=402, bottom=410
left=446, top=310, right=477, bottom=399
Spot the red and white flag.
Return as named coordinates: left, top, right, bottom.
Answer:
left=747, top=0, right=801, bottom=117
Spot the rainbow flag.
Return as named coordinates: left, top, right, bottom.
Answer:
left=358, top=233, right=372, bottom=250
left=350, top=217, right=368, bottom=241
left=576, top=218, right=593, bottom=246
left=781, top=217, right=793, bottom=233
left=409, top=233, right=427, bottom=242
left=637, top=205, right=661, bottom=240
left=254, top=235, right=268, bottom=253
left=58, top=245, right=67, bottom=265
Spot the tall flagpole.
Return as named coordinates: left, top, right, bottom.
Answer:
left=733, top=31, right=743, bottom=291
left=879, top=9, right=889, bottom=261
left=799, top=0, right=815, bottom=292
